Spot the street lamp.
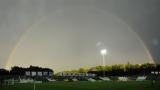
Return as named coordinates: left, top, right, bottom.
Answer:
left=100, top=49, right=107, bottom=77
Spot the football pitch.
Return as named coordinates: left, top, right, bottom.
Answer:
left=1, top=81, right=160, bottom=90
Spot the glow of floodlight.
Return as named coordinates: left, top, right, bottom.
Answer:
left=100, top=49, right=107, bottom=55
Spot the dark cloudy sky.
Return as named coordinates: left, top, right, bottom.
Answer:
left=0, top=0, right=159, bottom=72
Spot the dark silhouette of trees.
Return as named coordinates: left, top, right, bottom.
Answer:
left=0, top=66, right=53, bottom=77
left=0, top=69, right=10, bottom=84
left=0, top=69, right=9, bottom=76
left=88, top=63, right=159, bottom=76
left=10, top=66, right=26, bottom=76
left=60, top=63, right=160, bottom=77
left=0, top=63, right=160, bottom=77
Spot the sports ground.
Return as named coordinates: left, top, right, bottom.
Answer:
left=1, top=81, right=160, bottom=90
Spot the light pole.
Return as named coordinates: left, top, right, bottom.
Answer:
left=100, top=49, right=107, bottom=77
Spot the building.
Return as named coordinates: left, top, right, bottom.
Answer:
left=25, top=66, right=53, bottom=77
left=58, top=72, right=96, bottom=78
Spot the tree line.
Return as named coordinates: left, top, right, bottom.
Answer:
left=1, top=63, right=160, bottom=77
left=60, top=63, right=160, bottom=76
left=0, top=66, right=53, bottom=76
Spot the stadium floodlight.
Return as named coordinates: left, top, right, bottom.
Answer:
left=100, top=49, right=108, bottom=77
left=100, top=49, right=107, bottom=56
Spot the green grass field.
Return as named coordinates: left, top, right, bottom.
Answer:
left=1, top=81, right=160, bottom=90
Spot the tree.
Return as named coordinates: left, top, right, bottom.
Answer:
left=78, top=68, right=88, bottom=73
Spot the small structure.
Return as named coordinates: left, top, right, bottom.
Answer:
left=136, top=76, right=147, bottom=81
left=46, top=78, right=56, bottom=82
left=118, top=77, right=128, bottom=81
left=58, top=72, right=96, bottom=78
left=99, top=77, right=111, bottom=81
left=72, top=78, right=79, bottom=81
left=151, top=71, right=160, bottom=75
left=25, top=66, right=53, bottom=77
left=88, top=78, right=96, bottom=82
left=19, top=78, right=34, bottom=83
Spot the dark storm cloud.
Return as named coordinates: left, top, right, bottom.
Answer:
left=0, top=0, right=160, bottom=70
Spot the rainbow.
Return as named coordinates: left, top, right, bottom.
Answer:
left=5, top=7, right=155, bottom=69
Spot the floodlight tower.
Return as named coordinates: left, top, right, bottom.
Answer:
left=100, top=49, right=107, bottom=77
